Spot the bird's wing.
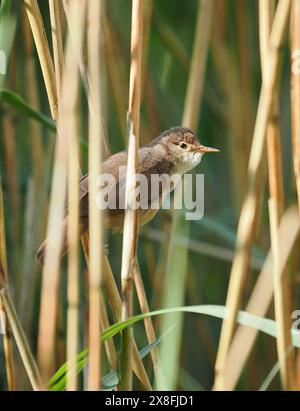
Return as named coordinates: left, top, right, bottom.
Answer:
left=78, top=148, right=173, bottom=218
left=79, top=151, right=127, bottom=217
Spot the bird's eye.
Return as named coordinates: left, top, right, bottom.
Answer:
left=179, top=142, right=187, bottom=149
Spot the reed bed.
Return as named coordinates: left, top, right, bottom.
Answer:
left=214, top=0, right=292, bottom=390
left=0, top=0, right=300, bottom=392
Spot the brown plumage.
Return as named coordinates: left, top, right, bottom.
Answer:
left=36, top=126, right=219, bottom=264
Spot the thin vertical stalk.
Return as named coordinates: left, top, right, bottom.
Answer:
left=214, top=0, right=292, bottom=390
left=22, top=5, right=42, bottom=187
left=62, top=0, right=151, bottom=390
left=0, top=285, right=43, bottom=391
left=218, top=206, right=299, bottom=390
left=182, top=0, right=214, bottom=128
left=23, top=0, right=58, bottom=119
left=49, top=0, right=64, bottom=97
left=37, top=0, right=85, bottom=382
left=212, top=0, right=248, bottom=212
left=83, top=238, right=151, bottom=389
left=291, top=0, right=300, bottom=213
left=99, top=295, right=117, bottom=370
left=119, top=0, right=143, bottom=390
left=0, top=180, right=15, bottom=390
left=62, top=0, right=110, bottom=158
left=65, top=1, right=84, bottom=391
left=268, top=199, right=294, bottom=389
left=260, top=0, right=294, bottom=390
left=87, top=0, right=103, bottom=391
left=236, top=0, right=254, bottom=154
left=103, top=257, right=152, bottom=390
left=130, top=0, right=163, bottom=383
left=291, top=0, right=300, bottom=388
left=159, top=0, right=214, bottom=390
left=133, top=262, right=161, bottom=383
left=20, top=7, right=43, bottom=329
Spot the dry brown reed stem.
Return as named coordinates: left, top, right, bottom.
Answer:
left=80, top=238, right=119, bottom=376
left=269, top=199, right=294, bottom=389
left=182, top=0, right=214, bottom=128
left=133, top=262, right=162, bottom=382
left=260, top=0, right=294, bottom=390
left=236, top=0, right=254, bottom=155
left=0, top=285, right=44, bottom=390
left=212, top=0, right=248, bottom=212
left=119, top=0, right=143, bottom=390
left=23, top=0, right=58, bottom=120
left=62, top=0, right=110, bottom=158
left=220, top=206, right=300, bottom=390
left=76, top=236, right=152, bottom=390
left=214, top=0, right=292, bottom=390
left=22, top=8, right=43, bottom=189
left=37, top=0, right=85, bottom=382
left=49, top=0, right=64, bottom=97
left=130, top=0, right=163, bottom=382
left=291, top=0, right=300, bottom=213
left=0, top=181, right=15, bottom=390
left=82, top=239, right=150, bottom=388
left=65, top=1, right=85, bottom=391
left=99, top=294, right=117, bottom=370
left=62, top=0, right=151, bottom=390
left=102, top=253, right=152, bottom=390
left=87, top=0, right=103, bottom=391
left=20, top=9, right=43, bottom=333
left=291, top=0, right=300, bottom=387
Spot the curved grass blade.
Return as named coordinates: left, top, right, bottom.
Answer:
left=0, top=89, right=88, bottom=151
left=49, top=325, right=176, bottom=391
left=0, top=89, right=56, bottom=131
left=49, top=304, right=300, bottom=391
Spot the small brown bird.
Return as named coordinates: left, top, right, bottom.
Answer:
left=37, top=126, right=219, bottom=264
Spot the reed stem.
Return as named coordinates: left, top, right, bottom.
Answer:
left=0, top=179, right=15, bottom=390
left=65, top=1, right=85, bottom=391
left=0, top=284, right=43, bottom=391
left=260, top=0, right=294, bottom=390
left=23, top=0, right=58, bottom=119
left=214, top=0, right=292, bottom=390
left=291, top=0, right=300, bottom=214
left=49, top=0, right=64, bottom=98
left=119, top=0, right=143, bottom=391
left=87, top=0, right=103, bottom=391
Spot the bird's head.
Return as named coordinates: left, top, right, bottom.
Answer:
left=149, top=126, right=219, bottom=173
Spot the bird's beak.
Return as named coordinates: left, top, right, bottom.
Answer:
left=196, top=145, right=220, bottom=153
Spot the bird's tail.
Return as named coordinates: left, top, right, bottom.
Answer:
left=36, top=218, right=87, bottom=265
